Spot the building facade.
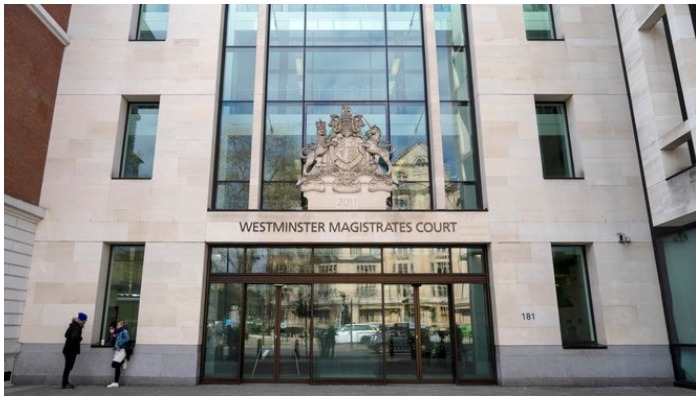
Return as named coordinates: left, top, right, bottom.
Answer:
left=11, top=4, right=694, bottom=387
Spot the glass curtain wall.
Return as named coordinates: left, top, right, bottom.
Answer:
left=434, top=5, right=482, bottom=210
left=203, top=245, right=495, bottom=383
left=264, top=5, right=431, bottom=210
left=214, top=5, right=258, bottom=209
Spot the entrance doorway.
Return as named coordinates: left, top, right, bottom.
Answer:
left=242, top=284, right=311, bottom=382
left=383, top=284, right=453, bottom=382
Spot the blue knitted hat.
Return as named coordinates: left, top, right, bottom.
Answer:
left=78, top=312, right=88, bottom=322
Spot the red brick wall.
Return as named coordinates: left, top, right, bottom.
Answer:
left=4, top=5, right=71, bottom=206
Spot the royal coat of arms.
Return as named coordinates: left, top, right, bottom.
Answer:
left=297, top=105, right=394, bottom=194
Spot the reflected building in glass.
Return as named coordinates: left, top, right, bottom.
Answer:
left=9, top=4, right=694, bottom=389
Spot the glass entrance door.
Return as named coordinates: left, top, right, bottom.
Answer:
left=383, top=284, right=455, bottom=382
left=242, top=284, right=311, bottom=382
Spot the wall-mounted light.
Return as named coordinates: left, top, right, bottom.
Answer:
left=617, top=232, right=631, bottom=244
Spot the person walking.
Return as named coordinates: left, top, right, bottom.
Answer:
left=107, top=320, right=130, bottom=388
left=61, top=312, right=87, bottom=389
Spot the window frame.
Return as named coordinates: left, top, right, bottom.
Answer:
left=134, top=4, right=170, bottom=41
left=99, top=244, right=145, bottom=346
left=117, top=102, right=160, bottom=180
left=551, top=244, right=600, bottom=349
left=535, top=102, right=577, bottom=179
left=523, top=4, right=557, bottom=41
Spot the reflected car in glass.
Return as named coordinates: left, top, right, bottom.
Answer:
left=334, top=323, right=379, bottom=344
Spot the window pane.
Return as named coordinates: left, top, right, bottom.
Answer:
left=279, top=285, right=312, bottom=378
left=451, top=247, right=484, bottom=273
left=242, top=284, right=276, bottom=379
left=660, top=229, right=696, bottom=344
left=383, top=284, right=416, bottom=379
left=215, top=182, right=249, bottom=210
left=210, top=247, right=246, bottom=273
left=246, top=248, right=312, bottom=274
left=217, top=103, right=252, bottom=181
left=454, top=283, right=494, bottom=379
left=388, top=48, right=425, bottom=101
left=441, top=102, right=475, bottom=181
left=552, top=246, right=596, bottom=347
left=313, top=283, right=383, bottom=379
left=387, top=4, right=422, bottom=45
left=384, top=248, right=453, bottom=273
left=306, top=5, right=385, bottom=46
left=136, top=4, right=169, bottom=40
left=269, top=5, right=305, bottom=46
left=445, top=182, right=478, bottom=210
left=267, top=48, right=304, bottom=101
left=101, top=245, right=144, bottom=344
left=263, top=103, right=303, bottom=182
left=523, top=4, right=555, bottom=40
left=305, top=48, right=387, bottom=101
left=391, top=182, right=431, bottom=210
left=437, top=47, right=470, bottom=101
left=422, top=285, right=452, bottom=379
left=434, top=4, right=465, bottom=46
left=222, top=49, right=256, bottom=101
left=120, top=103, right=158, bottom=178
left=226, top=4, right=258, bottom=46
left=261, top=182, right=302, bottom=210
left=390, top=103, right=428, bottom=176
left=313, top=247, right=382, bottom=274
left=202, top=283, right=243, bottom=379
left=536, top=103, right=574, bottom=178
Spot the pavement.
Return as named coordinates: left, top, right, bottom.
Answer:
left=3, top=383, right=695, bottom=397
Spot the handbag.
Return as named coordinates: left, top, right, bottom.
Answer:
left=112, top=348, right=126, bottom=363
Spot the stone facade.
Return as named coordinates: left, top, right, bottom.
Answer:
left=13, top=5, right=684, bottom=386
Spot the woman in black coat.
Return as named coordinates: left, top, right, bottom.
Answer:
left=61, top=312, right=87, bottom=389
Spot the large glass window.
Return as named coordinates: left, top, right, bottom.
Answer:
left=551, top=245, right=597, bottom=347
left=523, top=4, right=555, bottom=40
left=101, top=245, right=144, bottom=345
left=435, top=5, right=482, bottom=210
left=536, top=102, right=575, bottom=179
left=263, top=5, right=430, bottom=210
left=659, top=228, right=696, bottom=385
left=135, top=4, right=169, bottom=41
left=202, top=283, right=243, bottom=379
left=213, top=5, right=258, bottom=209
left=119, top=103, right=159, bottom=179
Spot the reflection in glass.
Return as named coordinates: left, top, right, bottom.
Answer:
left=306, top=4, right=385, bottom=46
left=536, top=103, right=574, bottom=178
left=269, top=5, right=305, bottom=46
left=441, top=102, right=474, bottom=182
left=437, top=47, right=470, bottom=101
left=451, top=247, right=484, bottom=274
left=243, top=285, right=276, bottom=379
left=120, top=104, right=159, bottom=179
left=267, top=49, right=304, bottom=101
left=434, top=4, right=465, bottom=46
left=101, top=245, right=144, bottom=343
left=222, top=49, right=256, bottom=101
left=388, top=48, right=425, bottom=101
left=454, top=283, right=494, bottom=379
left=305, top=48, right=387, bottom=101
left=246, top=248, right=312, bottom=273
left=136, top=4, right=169, bottom=41
left=391, top=182, right=431, bottom=210
left=210, top=247, right=246, bottom=273
left=552, top=246, right=596, bottom=347
left=387, top=4, right=422, bottom=45
left=313, top=283, right=383, bottom=379
left=215, top=182, right=249, bottom=210
left=217, top=103, right=253, bottom=181
left=421, top=285, right=452, bottom=380
left=313, top=248, right=382, bottom=274
left=523, top=4, right=555, bottom=40
left=383, top=284, right=417, bottom=379
left=280, top=285, right=311, bottom=379
left=203, top=283, right=243, bottom=379
left=226, top=4, right=258, bottom=46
